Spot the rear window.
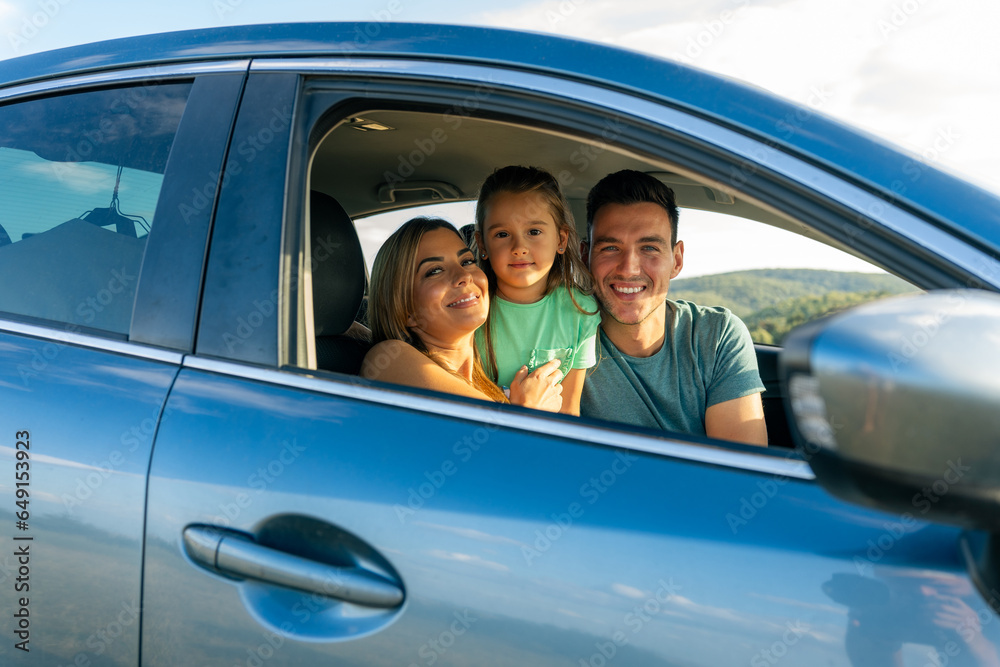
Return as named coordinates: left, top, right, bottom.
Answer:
left=0, top=82, right=191, bottom=334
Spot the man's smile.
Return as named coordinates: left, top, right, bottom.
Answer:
left=612, top=283, right=646, bottom=295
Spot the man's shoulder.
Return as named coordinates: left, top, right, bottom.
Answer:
left=669, top=299, right=753, bottom=350
left=669, top=298, right=738, bottom=333
left=669, top=298, right=735, bottom=321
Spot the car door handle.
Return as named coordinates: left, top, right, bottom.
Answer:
left=183, top=525, right=404, bottom=608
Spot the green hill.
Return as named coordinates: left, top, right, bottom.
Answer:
left=670, top=269, right=916, bottom=318
left=743, top=290, right=900, bottom=344
left=669, top=269, right=919, bottom=344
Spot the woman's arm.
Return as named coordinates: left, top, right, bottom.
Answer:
left=363, top=341, right=564, bottom=411
left=558, top=368, right=585, bottom=416
left=361, top=340, right=495, bottom=401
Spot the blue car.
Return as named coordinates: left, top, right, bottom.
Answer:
left=2, top=22, right=1000, bottom=666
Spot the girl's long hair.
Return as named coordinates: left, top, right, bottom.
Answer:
left=475, top=165, right=595, bottom=382
left=368, top=216, right=507, bottom=403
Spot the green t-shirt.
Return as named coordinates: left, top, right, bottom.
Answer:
left=475, top=287, right=600, bottom=388
left=580, top=299, right=764, bottom=436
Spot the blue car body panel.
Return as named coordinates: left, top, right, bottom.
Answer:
left=0, top=332, right=177, bottom=665
left=143, top=367, right=1000, bottom=665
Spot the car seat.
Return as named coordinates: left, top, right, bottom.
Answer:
left=310, top=191, right=371, bottom=374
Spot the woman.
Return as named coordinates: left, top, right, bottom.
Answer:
left=362, top=217, right=563, bottom=411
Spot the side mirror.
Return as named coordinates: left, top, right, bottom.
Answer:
left=780, top=289, right=1000, bottom=531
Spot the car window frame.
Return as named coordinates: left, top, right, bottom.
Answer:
left=192, top=58, right=998, bottom=474
left=195, top=71, right=300, bottom=365
left=0, top=63, right=248, bottom=353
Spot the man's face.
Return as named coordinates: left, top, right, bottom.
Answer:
left=587, top=202, right=684, bottom=327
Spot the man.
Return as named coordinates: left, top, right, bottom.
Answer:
left=580, top=170, right=767, bottom=446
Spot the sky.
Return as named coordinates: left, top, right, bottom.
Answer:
left=0, top=0, right=997, bottom=276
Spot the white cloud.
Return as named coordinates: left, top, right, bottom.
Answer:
left=849, top=2, right=1000, bottom=187
left=0, top=0, right=996, bottom=191
left=610, top=582, right=646, bottom=599
left=471, top=0, right=1000, bottom=192
left=478, top=0, right=753, bottom=43
left=22, top=160, right=112, bottom=194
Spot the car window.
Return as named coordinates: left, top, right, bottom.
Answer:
left=0, top=82, right=191, bottom=335
left=668, top=208, right=921, bottom=345
left=357, top=201, right=477, bottom=274
left=296, top=98, right=930, bottom=450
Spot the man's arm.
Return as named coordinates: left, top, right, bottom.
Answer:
left=705, top=393, right=767, bottom=446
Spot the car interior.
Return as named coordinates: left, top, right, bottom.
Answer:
left=302, top=108, right=909, bottom=449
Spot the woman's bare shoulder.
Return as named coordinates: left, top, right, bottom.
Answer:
left=361, top=339, right=423, bottom=380
left=361, top=340, right=491, bottom=401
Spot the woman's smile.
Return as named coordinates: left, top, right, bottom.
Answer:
left=447, top=293, right=482, bottom=308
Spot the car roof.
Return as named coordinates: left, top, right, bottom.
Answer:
left=2, top=21, right=997, bottom=254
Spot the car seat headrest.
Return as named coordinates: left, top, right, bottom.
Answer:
left=310, top=191, right=366, bottom=337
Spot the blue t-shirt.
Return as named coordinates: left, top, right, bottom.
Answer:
left=580, top=300, right=764, bottom=435
left=475, top=287, right=600, bottom=388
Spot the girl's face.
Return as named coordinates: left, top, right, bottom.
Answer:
left=407, top=228, right=490, bottom=347
left=479, top=190, right=568, bottom=304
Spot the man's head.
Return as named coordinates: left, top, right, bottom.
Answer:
left=584, top=170, right=683, bottom=337
left=586, top=169, right=679, bottom=247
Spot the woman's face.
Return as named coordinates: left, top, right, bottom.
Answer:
left=407, top=228, right=490, bottom=347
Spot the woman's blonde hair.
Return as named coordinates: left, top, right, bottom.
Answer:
left=368, top=216, right=507, bottom=403
left=475, top=165, right=596, bottom=382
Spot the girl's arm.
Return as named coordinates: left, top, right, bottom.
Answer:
left=361, top=340, right=495, bottom=401
left=509, top=359, right=564, bottom=413
left=559, top=368, right=586, bottom=416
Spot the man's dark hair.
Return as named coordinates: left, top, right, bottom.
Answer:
left=586, top=170, right=680, bottom=246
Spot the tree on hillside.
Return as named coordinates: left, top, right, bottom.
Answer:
left=745, top=290, right=895, bottom=344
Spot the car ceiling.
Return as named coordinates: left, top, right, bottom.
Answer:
left=310, top=109, right=848, bottom=251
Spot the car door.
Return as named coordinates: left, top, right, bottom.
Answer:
left=0, top=64, right=244, bottom=665
left=141, top=60, right=1000, bottom=666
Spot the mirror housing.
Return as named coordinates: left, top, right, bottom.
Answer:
left=780, top=290, right=1000, bottom=530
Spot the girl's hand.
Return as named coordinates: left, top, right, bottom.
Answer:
left=509, top=359, right=563, bottom=413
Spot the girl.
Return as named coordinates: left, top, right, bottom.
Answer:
left=474, top=166, right=600, bottom=416
left=362, top=216, right=563, bottom=412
